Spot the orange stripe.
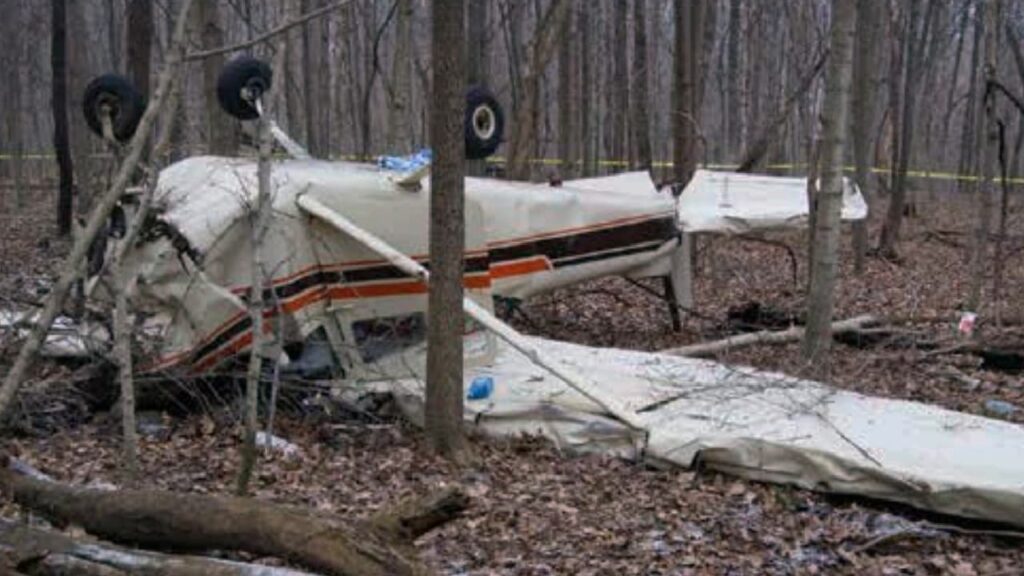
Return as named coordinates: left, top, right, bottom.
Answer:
left=490, top=257, right=553, bottom=278
left=180, top=274, right=493, bottom=372
left=229, top=249, right=492, bottom=294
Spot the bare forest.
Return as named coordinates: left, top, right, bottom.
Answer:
left=1, top=1, right=1024, bottom=574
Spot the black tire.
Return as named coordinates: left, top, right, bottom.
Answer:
left=82, top=74, right=146, bottom=142
left=217, top=57, right=273, bottom=120
left=464, top=86, right=504, bottom=160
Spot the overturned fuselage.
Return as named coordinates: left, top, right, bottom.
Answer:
left=111, top=157, right=679, bottom=375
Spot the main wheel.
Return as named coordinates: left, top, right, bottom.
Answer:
left=464, top=86, right=504, bottom=160
left=217, top=57, right=273, bottom=120
left=82, top=74, right=146, bottom=142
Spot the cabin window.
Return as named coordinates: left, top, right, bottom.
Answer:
left=351, top=312, right=427, bottom=363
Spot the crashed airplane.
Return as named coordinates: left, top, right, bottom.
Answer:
left=72, top=57, right=1024, bottom=529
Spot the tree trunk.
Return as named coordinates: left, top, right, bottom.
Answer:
left=126, top=0, right=153, bottom=97
left=957, top=12, right=983, bottom=196
left=466, top=0, right=489, bottom=176
left=735, top=50, right=828, bottom=173
left=284, top=0, right=305, bottom=146
left=725, top=0, right=744, bottom=159
left=965, top=0, right=998, bottom=313
left=427, top=0, right=467, bottom=459
left=386, top=0, right=414, bottom=154
left=196, top=0, right=237, bottom=155
left=52, top=0, right=74, bottom=237
left=877, top=0, right=930, bottom=259
left=669, top=315, right=879, bottom=358
left=580, top=5, right=595, bottom=176
left=302, top=0, right=328, bottom=158
left=0, top=464, right=467, bottom=576
left=506, top=0, right=571, bottom=180
left=851, top=0, right=881, bottom=274
left=672, top=0, right=708, bottom=184
left=10, top=24, right=25, bottom=211
left=0, top=520, right=319, bottom=576
left=632, top=0, right=652, bottom=171
left=557, top=7, right=574, bottom=179
left=126, top=0, right=153, bottom=166
left=112, top=254, right=139, bottom=482
left=236, top=110, right=273, bottom=496
left=801, top=0, right=856, bottom=367
left=611, top=0, right=628, bottom=164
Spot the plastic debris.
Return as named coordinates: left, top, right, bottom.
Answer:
left=377, top=148, right=432, bottom=172
left=467, top=376, right=494, bottom=400
left=958, top=311, right=978, bottom=336
left=984, top=399, right=1019, bottom=417
left=256, top=431, right=303, bottom=457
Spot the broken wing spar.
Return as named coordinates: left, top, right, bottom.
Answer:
left=296, top=193, right=646, bottom=431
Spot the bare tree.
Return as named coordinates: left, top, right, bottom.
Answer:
left=236, top=101, right=273, bottom=495
left=506, top=0, right=571, bottom=180
left=466, top=0, right=489, bottom=176
left=303, top=0, right=329, bottom=158
left=801, top=0, right=856, bottom=366
left=580, top=5, right=595, bottom=176
left=6, top=1, right=26, bottom=210
left=196, top=0, right=237, bottom=155
left=611, top=0, right=629, bottom=163
left=52, top=0, right=74, bottom=237
left=557, top=6, right=575, bottom=178
left=877, top=0, right=934, bottom=259
left=426, top=0, right=467, bottom=459
left=632, top=0, right=652, bottom=171
left=965, top=0, right=999, bottom=314
left=851, top=0, right=882, bottom=273
left=673, top=0, right=709, bottom=184
left=126, top=0, right=153, bottom=97
left=725, top=0, right=744, bottom=159
left=386, top=0, right=414, bottom=154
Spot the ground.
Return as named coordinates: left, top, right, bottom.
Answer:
left=1, top=186, right=1023, bottom=575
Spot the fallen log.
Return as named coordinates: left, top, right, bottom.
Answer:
left=0, top=462, right=466, bottom=576
left=664, top=315, right=879, bottom=357
left=0, top=520, right=316, bottom=576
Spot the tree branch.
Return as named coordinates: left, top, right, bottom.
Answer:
left=184, top=0, right=352, bottom=62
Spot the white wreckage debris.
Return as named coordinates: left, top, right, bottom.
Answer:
left=37, top=153, right=1024, bottom=528
left=0, top=309, right=94, bottom=358
left=384, top=334, right=1024, bottom=529
left=90, top=157, right=867, bottom=374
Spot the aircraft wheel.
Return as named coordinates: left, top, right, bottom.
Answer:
left=216, top=56, right=273, bottom=120
left=82, top=74, right=146, bottom=142
left=465, top=86, right=504, bottom=160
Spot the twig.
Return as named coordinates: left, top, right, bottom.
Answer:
left=850, top=528, right=927, bottom=555
left=621, top=277, right=720, bottom=323
left=184, top=0, right=352, bottom=61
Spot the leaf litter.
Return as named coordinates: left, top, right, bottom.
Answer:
left=2, top=192, right=1024, bottom=574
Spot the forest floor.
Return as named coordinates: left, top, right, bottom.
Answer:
left=1, top=187, right=1024, bottom=575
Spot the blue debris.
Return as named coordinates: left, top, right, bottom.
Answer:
left=984, top=399, right=1019, bottom=416
left=467, top=376, right=494, bottom=400
left=377, top=148, right=432, bottom=172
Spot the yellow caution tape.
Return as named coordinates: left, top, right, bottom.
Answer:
left=3, top=153, right=1019, bottom=185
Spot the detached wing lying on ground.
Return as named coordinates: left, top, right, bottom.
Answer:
left=387, top=336, right=1024, bottom=529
